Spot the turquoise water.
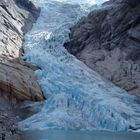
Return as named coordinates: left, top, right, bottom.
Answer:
left=24, top=130, right=140, bottom=140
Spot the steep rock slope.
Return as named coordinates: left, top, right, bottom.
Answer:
left=65, top=0, right=140, bottom=96
left=0, top=0, right=43, bottom=102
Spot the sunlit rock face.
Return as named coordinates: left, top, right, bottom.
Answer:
left=0, top=0, right=43, bottom=102
left=19, top=0, right=140, bottom=131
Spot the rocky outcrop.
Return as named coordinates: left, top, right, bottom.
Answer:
left=0, top=0, right=43, bottom=102
left=65, top=0, right=140, bottom=96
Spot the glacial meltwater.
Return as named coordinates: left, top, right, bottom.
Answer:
left=19, top=0, right=140, bottom=133
left=24, top=130, right=140, bottom=140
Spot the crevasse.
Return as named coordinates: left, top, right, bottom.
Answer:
left=19, top=0, right=140, bottom=131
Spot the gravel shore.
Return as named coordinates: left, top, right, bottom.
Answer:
left=0, top=95, right=23, bottom=140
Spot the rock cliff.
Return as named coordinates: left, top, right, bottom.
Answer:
left=0, top=0, right=43, bottom=102
left=65, top=0, right=140, bottom=97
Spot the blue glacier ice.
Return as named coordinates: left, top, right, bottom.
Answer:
left=19, top=0, right=140, bottom=131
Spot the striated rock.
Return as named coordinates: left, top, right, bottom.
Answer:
left=65, top=0, right=140, bottom=97
left=0, top=0, right=43, bottom=102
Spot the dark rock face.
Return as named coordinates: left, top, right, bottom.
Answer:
left=65, top=0, right=140, bottom=96
left=0, top=0, right=43, bottom=102
left=15, top=0, right=40, bottom=33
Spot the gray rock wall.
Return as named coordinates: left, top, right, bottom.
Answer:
left=65, top=0, right=140, bottom=97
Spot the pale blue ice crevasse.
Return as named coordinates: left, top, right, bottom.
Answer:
left=19, top=0, right=140, bottom=131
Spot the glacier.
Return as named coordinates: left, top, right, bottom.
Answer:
left=19, top=0, right=140, bottom=131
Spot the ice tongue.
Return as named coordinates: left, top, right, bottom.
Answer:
left=19, top=0, right=139, bottom=131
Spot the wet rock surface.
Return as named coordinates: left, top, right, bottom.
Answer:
left=65, top=0, right=140, bottom=97
left=0, top=0, right=43, bottom=102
